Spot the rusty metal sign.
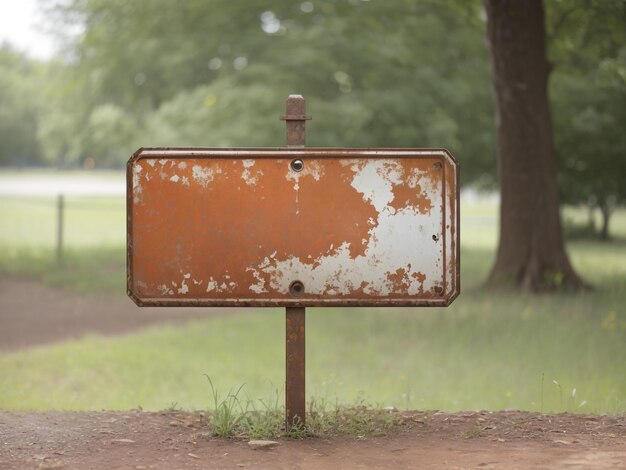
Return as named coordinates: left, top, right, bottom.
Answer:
left=127, top=148, right=459, bottom=307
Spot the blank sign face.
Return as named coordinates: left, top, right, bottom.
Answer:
left=127, top=148, right=459, bottom=307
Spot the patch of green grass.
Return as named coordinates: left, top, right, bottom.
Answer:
left=205, top=375, right=248, bottom=437
left=0, top=245, right=125, bottom=294
left=0, top=171, right=624, bottom=415
left=309, top=401, right=400, bottom=437
left=202, top=378, right=400, bottom=439
left=562, top=205, right=626, bottom=242
left=0, top=242, right=624, bottom=414
left=0, top=195, right=125, bottom=248
left=460, top=197, right=499, bottom=250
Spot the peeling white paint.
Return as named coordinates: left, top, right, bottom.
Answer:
left=165, top=171, right=190, bottom=187
left=192, top=165, right=221, bottom=187
left=407, top=167, right=429, bottom=189
left=157, top=284, right=174, bottom=296
left=247, top=267, right=268, bottom=293
left=132, top=164, right=143, bottom=204
left=205, top=276, right=238, bottom=293
left=178, top=279, right=189, bottom=294
left=286, top=160, right=324, bottom=191
left=350, top=160, right=401, bottom=212
left=246, top=159, right=443, bottom=296
left=178, top=162, right=187, bottom=170
left=241, top=160, right=264, bottom=186
left=206, top=278, right=218, bottom=293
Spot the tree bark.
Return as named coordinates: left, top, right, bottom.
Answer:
left=484, top=0, right=586, bottom=291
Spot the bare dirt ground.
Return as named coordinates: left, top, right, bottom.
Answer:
left=0, top=410, right=624, bottom=469
left=0, top=278, right=227, bottom=351
left=1, top=277, right=625, bottom=469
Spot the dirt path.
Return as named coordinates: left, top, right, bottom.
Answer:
left=1, top=410, right=624, bottom=469
left=0, top=278, right=232, bottom=352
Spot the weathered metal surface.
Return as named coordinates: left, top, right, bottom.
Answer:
left=285, top=306, right=305, bottom=427
left=127, top=148, right=459, bottom=307
left=283, top=95, right=308, bottom=430
left=280, top=94, right=311, bottom=147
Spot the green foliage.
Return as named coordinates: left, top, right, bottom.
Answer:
left=0, top=45, right=46, bottom=165
left=205, top=375, right=247, bottom=437
left=2, top=0, right=624, bottom=208
left=36, top=0, right=495, bottom=183
left=83, top=104, right=139, bottom=165
left=203, top=377, right=401, bottom=438
left=547, top=0, right=626, bottom=236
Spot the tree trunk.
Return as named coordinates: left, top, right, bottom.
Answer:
left=599, top=201, right=611, bottom=241
left=484, top=0, right=586, bottom=291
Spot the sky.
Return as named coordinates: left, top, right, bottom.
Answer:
left=0, top=0, right=56, bottom=60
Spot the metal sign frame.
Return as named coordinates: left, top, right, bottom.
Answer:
left=126, top=148, right=460, bottom=308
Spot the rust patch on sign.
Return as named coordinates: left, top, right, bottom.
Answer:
left=127, top=148, right=459, bottom=307
left=386, top=268, right=412, bottom=292
left=390, top=181, right=433, bottom=214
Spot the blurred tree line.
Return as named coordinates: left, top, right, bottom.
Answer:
left=0, top=0, right=624, bottom=235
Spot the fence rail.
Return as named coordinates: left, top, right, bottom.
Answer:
left=0, top=193, right=125, bottom=260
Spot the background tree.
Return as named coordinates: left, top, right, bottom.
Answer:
left=484, top=0, right=585, bottom=291
left=548, top=0, right=626, bottom=240
left=2, top=1, right=622, bottom=250
left=0, top=44, right=45, bottom=166
left=43, top=0, right=496, bottom=180
left=36, top=60, right=91, bottom=167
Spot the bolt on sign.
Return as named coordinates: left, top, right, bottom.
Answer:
left=127, top=148, right=459, bottom=306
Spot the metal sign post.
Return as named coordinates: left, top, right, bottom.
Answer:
left=280, top=95, right=311, bottom=429
left=126, top=94, right=460, bottom=433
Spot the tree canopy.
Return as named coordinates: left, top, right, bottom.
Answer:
left=34, top=0, right=495, bottom=183
left=548, top=0, right=626, bottom=238
left=0, top=0, right=624, bottom=237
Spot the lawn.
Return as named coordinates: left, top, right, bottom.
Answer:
left=0, top=170, right=624, bottom=414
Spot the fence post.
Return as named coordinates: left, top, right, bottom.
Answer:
left=56, top=194, right=64, bottom=264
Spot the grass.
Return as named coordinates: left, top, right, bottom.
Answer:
left=0, top=195, right=125, bottom=249
left=204, top=374, right=400, bottom=438
left=0, top=243, right=624, bottom=414
left=0, top=246, right=125, bottom=294
left=0, top=170, right=625, bottom=416
left=461, top=426, right=488, bottom=439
